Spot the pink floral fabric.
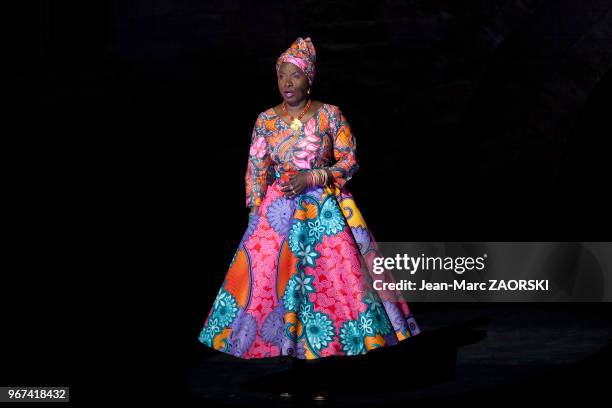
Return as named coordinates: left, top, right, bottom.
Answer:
left=199, top=104, right=421, bottom=360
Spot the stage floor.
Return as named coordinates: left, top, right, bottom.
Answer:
left=189, top=303, right=612, bottom=406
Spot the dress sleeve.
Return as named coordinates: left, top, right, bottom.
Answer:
left=325, top=106, right=359, bottom=189
left=245, top=113, right=271, bottom=208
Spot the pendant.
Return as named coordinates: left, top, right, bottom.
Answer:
left=290, top=118, right=303, bottom=131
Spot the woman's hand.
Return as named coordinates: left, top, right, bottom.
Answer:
left=279, top=172, right=310, bottom=199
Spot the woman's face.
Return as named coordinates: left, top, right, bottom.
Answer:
left=277, top=62, right=309, bottom=105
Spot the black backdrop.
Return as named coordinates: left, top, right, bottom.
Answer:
left=10, top=0, right=612, bottom=404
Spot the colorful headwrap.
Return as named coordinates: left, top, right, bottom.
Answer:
left=276, top=37, right=317, bottom=86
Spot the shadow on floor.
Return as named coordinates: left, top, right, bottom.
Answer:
left=239, top=316, right=489, bottom=394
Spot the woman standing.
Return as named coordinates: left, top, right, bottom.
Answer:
left=199, top=37, right=421, bottom=401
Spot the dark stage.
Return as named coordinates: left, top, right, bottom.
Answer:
left=9, top=0, right=612, bottom=405
left=189, top=303, right=612, bottom=406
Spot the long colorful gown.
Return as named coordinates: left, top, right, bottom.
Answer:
left=199, top=103, right=421, bottom=359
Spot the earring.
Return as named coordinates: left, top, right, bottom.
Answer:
left=307, top=89, right=311, bottom=94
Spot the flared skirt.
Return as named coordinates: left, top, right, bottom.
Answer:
left=199, top=177, right=421, bottom=359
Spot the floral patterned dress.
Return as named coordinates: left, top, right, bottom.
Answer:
left=199, top=103, right=421, bottom=359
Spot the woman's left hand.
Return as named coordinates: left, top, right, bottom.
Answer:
left=279, top=172, right=310, bottom=199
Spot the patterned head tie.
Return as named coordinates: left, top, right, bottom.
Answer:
left=276, top=37, right=317, bottom=87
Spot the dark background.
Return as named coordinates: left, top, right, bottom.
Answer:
left=6, top=0, right=612, bottom=405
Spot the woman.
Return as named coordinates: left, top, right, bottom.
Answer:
left=198, top=37, right=421, bottom=401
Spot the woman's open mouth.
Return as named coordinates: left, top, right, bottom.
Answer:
left=284, top=90, right=295, bottom=98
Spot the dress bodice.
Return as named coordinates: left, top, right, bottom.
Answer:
left=246, top=103, right=358, bottom=208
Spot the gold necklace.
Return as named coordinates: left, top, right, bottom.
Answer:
left=282, top=99, right=312, bottom=131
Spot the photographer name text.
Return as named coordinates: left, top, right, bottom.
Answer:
left=373, top=279, right=549, bottom=291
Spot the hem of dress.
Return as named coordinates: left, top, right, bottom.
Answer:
left=198, top=327, right=422, bottom=361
